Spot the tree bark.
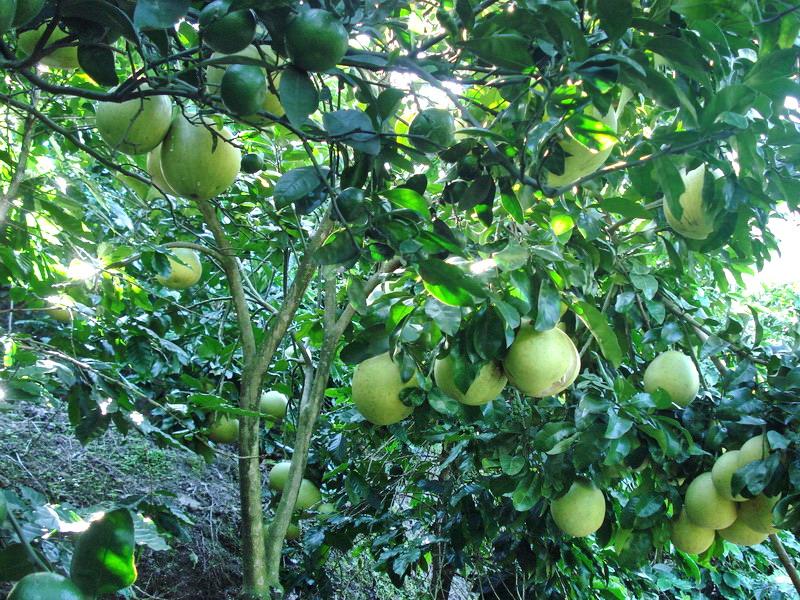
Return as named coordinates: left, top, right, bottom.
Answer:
left=770, top=533, right=800, bottom=595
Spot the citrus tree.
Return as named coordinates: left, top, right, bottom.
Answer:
left=1, top=0, right=800, bottom=598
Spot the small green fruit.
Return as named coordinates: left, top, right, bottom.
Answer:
left=643, top=350, right=699, bottom=407
left=208, top=414, right=238, bottom=444
left=284, top=8, right=349, bottom=72
left=684, top=472, right=737, bottom=530
left=670, top=510, right=715, bottom=554
left=259, top=390, right=288, bottom=420
left=199, top=0, right=256, bottom=55
left=241, top=153, right=264, bottom=174
left=8, top=572, right=85, bottom=600
left=351, top=352, right=418, bottom=425
left=408, top=108, right=455, bottom=153
left=268, top=461, right=292, bottom=491
left=221, top=64, right=267, bottom=116
left=550, top=480, right=605, bottom=537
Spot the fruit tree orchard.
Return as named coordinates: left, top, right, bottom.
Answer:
left=1, top=0, right=800, bottom=598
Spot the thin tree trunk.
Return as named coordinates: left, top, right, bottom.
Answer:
left=770, top=533, right=800, bottom=595
left=0, top=106, right=37, bottom=230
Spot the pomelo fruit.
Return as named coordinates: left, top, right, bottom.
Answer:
left=268, top=461, right=292, bottom=491
left=12, top=0, right=43, bottom=27
left=0, top=0, right=16, bottom=33
left=351, top=352, right=417, bottom=425
left=208, top=414, right=238, bottom=444
left=408, top=108, right=455, bottom=153
left=259, top=390, right=288, bottom=420
left=221, top=64, right=267, bottom=116
left=159, top=114, right=241, bottom=200
left=199, top=0, right=255, bottom=55
left=684, top=472, right=737, bottom=530
left=503, top=326, right=580, bottom=397
left=8, top=572, right=85, bottom=600
left=18, top=23, right=79, bottom=69
left=738, top=495, right=779, bottom=534
left=670, top=510, right=715, bottom=554
left=550, top=480, right=605, bottom=537
left=147, top=146, right=178, bottom=196
left=546, top=105, right=617, bottom=188
left=719, top=517, right=769, bottom=546
left=317, top=502, right=336, bottom=521
left=643, top=350, right=699, bottom=407
left=284, top=8, right=348, bottom=72
left=285, top=521, right=300, bottom=540
left=241, top=153, right=264, bottom=174
left=711, top=450, right=746, bottom=501
left=295, top=479, right=321, bottom=510
left=156, top=248, right=202, bottom=289
left=738, top=433, right=770, bottom=467
left=333, top=187, right=367, bottom=224
left=434, top=356, right=506, bottom=406
left=95, top=88, right=172, bottom=155
left=664, top=164, right=715, bottom=240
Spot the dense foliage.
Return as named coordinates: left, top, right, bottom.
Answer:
left=1, top=0, right=800, bottom=598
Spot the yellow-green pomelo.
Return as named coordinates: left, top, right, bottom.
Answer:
left=718, top=517, right=769, bottom=546
left=0, top=0, right=16, bottom=33
left=18, top=23, right=79, bottom=70
left=8, top=572, right=85, bottom=600
left=546, top=105, right=617, bottom=188
left=664, top=165, right=715, bottom=240
left=156, top=248, right=202, bottom=289
left=503, top=326, right=580, bottom=397
left=434, top=356, right=506, bottom=406
left=95, top=90, right=172, bottom=155
left=351, top=352, right=417, bottom=425
left=208, top=414, right=238, bottom=443
left=206, top=46, right=284, bottom=120
left=268, top=461, right=292, bottom=491
left=738, top=495, right=779, bottom=534
left=260, top=390, right=288, bottom=420
left=670, top=510, right=715, bottom=554
left=147, top=145, right=178, bottom=195
left=711, top=450, right=746, bottom=502
left=159, top=115, right=240, bottom=201
left=285, top=521, right=300, bottom=540
left=317, top=502, right=336, bottom=520
left=550, top=480, right=605, bottom=537
left=408, top=108, right=455, bottom=153
left=643, top=350, right=699, bottom=407
left=295, top=479, right=321, bottom=511
left=684, top=472, right=737, bottom=530
left=738, top=434, right=770, bottom=467
left=12, top=0, right=43, bottom=27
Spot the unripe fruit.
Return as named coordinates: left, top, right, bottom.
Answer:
left=718, top=517, right=769, bottom=546
left=95, top=89, right=172, bottom=155
left=503, top=326, right=580, bottom=397
left=351, top=352, right=417, bottom=425
left=284, top=8, right=349, bottom=72
left=17, top=23, right=79, bottom=70
left=199, top=0, right=256, bottom=54
left=434, top=356, right=506, bottom=406
left=295, top=479, right=321, bottom=510
left=285, top=522, right=300, bottom=540
left=670, top=510, right=715, bottom=554
left=8, top=572, right=84, bottom=600
left=156, top=248, right=202, bottom=289
left=221, top=64, right=267, bottom=116
left=241, top=153, right=264, bottom=174
left=208, top=414, right=238, bottom=444
left=408, top=108, right=455, bottom=153
left=268, top=461, right=292, bottom=491
left=684, top=472, right=737, bottom=530
left=711, top=450, right=746, bottom=502
left=550, top=480, right=605, bottom=537
left=259, top=390, right=288, bottom=420
left=643, top=350, right=699, bottom=407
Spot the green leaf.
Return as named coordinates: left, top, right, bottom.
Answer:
left=461, top=34, right=532, bottom=70
left=315, top=231, right=360, bottom=266
left=534, top=279, right=561, bottom=332
left=597, top=0, right=632, bottom=40
left=78, top=44, right=119, bottom=87
left=381, top=188, right=430, bottom=219
left=533, top=421, right=577, bottom=454
left=597, top=197, right=653, bottom=219
left=71, top=508, right=137, bottom=595
left=652, top=156, right=685, bottom=220
left=645, top=36, right=712, bottom=86
left=573, top=301, right=623, bottom=367
left=418, top=259, right=487, bottom=307
left=279, top=67, right=319, bottom=125
left=511, top=479, right=537, bottom=511
left=500, top=452, right=526, bottom=476
left=323, top=109, right=380, bottom=155
left=274, top=166, right=327, bottom=209
left=428, top=388, right=463, bottom=416
left=745, top=48, right=799, bottom=86
left=423, top=298, right=462, bottom=335
left=133, top=0, right=189, bottom=30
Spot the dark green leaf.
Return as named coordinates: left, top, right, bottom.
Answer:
left=71, top=508, right=137, bottom=595
left=597, top=0, right=632, bottom=40
left=534, top=279, right=561, bottom=332
left=323, top=109, right=380, bottom=155
left=418, top=259, right=486, bottom=307
left=78, top=44, right=119, bottom=86
left=279, top=67, right=319, bottom=125
left=133, top=0, right=189, bottom=30
left=573, top=301, right=623, bottom=367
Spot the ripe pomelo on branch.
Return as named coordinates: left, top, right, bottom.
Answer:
left=643, top=350, right=699, bottom=407
left=434, top=355, right=506, bottom=406
left=208, top=414, right=238, bottom=443
left=295, top=479, right=322, bottom=511
left=738, top=433, right=771, bottom=467
left=351, top=352, right=418, bottom=425
left=95, top=88, right=172, bottom=155
left=268, top=461, right=292, bottom=491
left=549, top=479, right=606, bottom=537
left=147, top=145, right=178, bottom=196
left=8, top=572, right=85, bottom=600
left=718, top=516, right=769, bottom=546
left=17, top=22, right=79, bottom=70
left=199, top=0, right=256, bottom=55
left=408, top=108, right=456, bottom=153
left=684, top=472, right=737, bottom=530
left=155, top=248, right=202, bottom=289
left=503, top=326, right=580, bottom=397
left=664, top=164, right=716, bottom=241
left=711, top=450, right=746, bottom=501
left=738, top=494, right=779, bottom=534
left=670, top=510, right=715, bottom=554
left=284, top=8, right=349, bottom=73
left=545, top=105, right=618, bottom=188
left=259, top=390, right=288, bottom=420
left=159, top=114, right=241, bottom=201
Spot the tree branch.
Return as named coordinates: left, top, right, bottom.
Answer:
left=770, top=533, right=800, bottom=596
left=0, top=101, right=37, bottom=229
